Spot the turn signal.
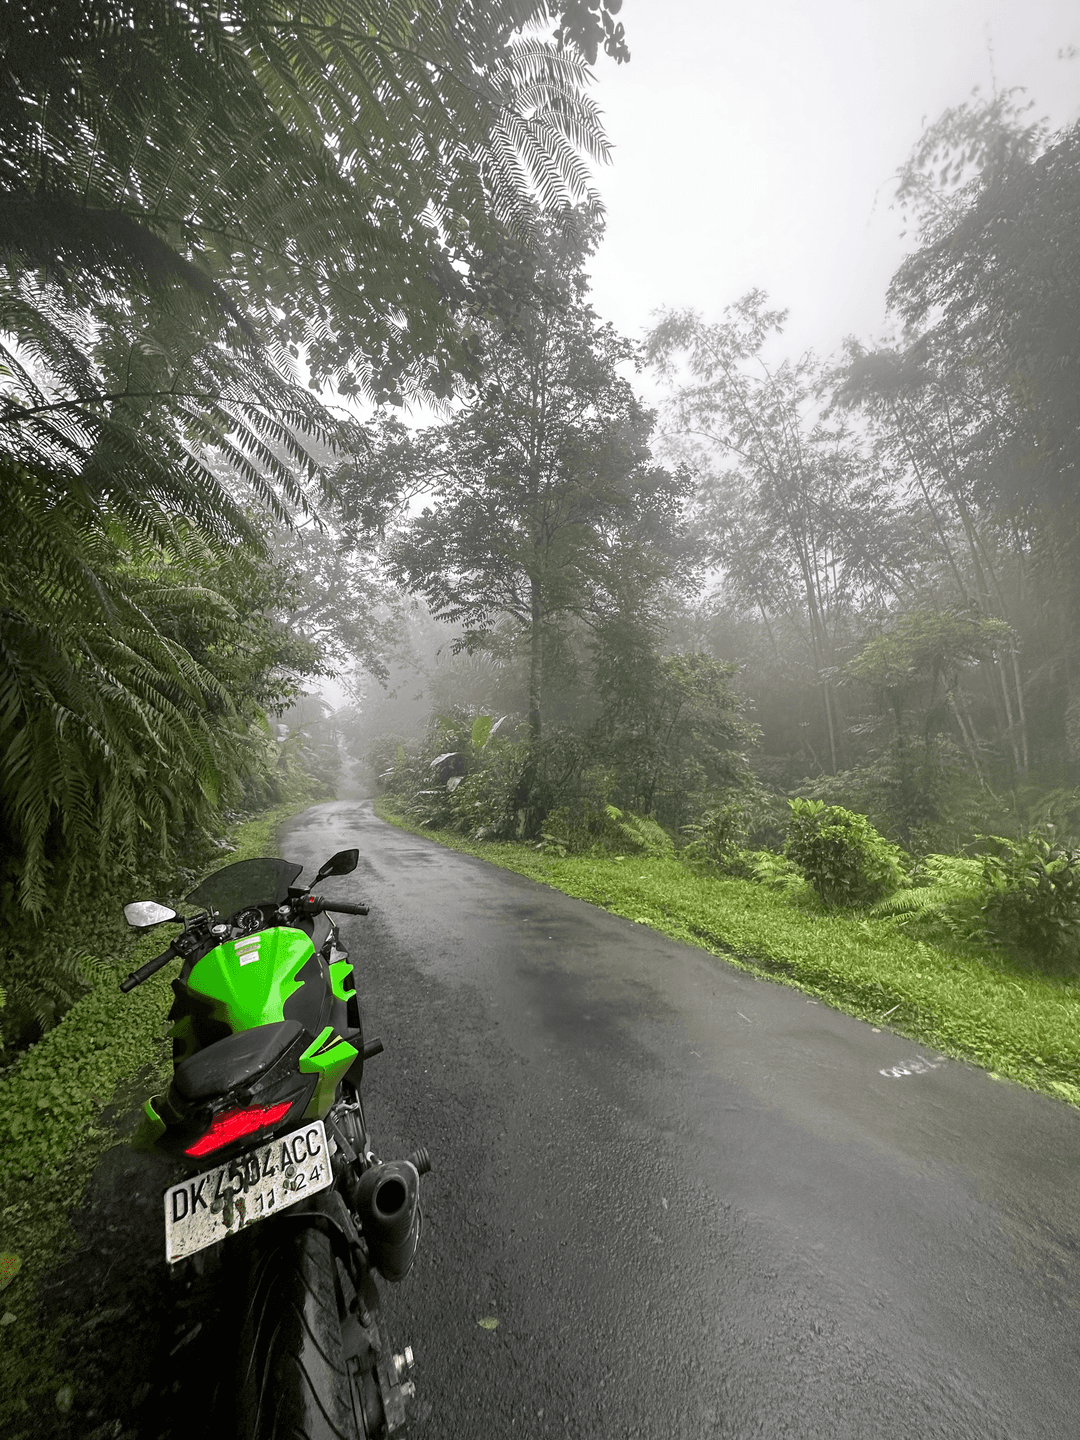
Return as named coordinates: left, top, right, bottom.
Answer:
left=185, top=1100, right=293, bottom=1158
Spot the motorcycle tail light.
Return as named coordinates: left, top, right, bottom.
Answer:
left=185, top=1100, right=294, bottom=1157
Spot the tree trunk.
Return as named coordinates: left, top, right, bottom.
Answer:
left=528, top=577, right=543, bottom=744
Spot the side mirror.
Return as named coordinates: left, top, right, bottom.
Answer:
left=314, top=848, right=360, bottom=883
left=124, top=901, right=179, bottom=929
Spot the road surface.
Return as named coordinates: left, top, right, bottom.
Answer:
left=277, top=799, right=1080, bottom=1440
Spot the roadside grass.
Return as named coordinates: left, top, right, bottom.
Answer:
left=373, top=799, right=1080, bottom=1109
left=0, top=781, right=327, bottom=1428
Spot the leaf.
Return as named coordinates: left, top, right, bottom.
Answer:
left=477, top=1316, right=499, bottom=1330
left=470, top=714, right=495, bottom=751
left=0, top=1254, right=21, bottom=1290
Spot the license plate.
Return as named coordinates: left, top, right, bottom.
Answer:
left=163, top=1120, right=333, bottom=1263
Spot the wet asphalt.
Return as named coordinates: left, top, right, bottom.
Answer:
left=279, top=799, right=1080, bottom=1440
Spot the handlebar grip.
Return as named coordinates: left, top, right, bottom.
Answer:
left=321, top=900, right=370, bottom=916
left=120, top=946, right=176, bottom=992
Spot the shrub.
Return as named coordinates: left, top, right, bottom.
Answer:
left=536, top=805, right=591, bottom=856
left=681, top=786, right=783, bottom=875
left=870, top=852, right=986, bottom=947
left=444, top=737, right=533, bottom=840
left=979, top=833, right=1080, bottom=970
left=536, top=803, right=674, bottom=858
left=784, top=799, right=905, bottom=908
left=746, top=849, right=811, bottom=900
left=603, top=806, right=674, bottom=857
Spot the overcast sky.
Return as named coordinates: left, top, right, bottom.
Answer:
left=583, top=0, right=1080, bottom=365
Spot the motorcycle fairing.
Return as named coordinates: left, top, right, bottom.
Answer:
left=135, top=907, right=366, bottom=1158
left=300, top=1026, right=361, bottom=1118
left=186, top=928, right=319, bottom=1033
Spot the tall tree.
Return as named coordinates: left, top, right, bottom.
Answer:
left=379, top=219, right=693, bottom=744
left=834, top=342, right=1032, bottom=774
left=835, top=102, right=1080, bottom=780
left=647, top=292, right=907, bottom=773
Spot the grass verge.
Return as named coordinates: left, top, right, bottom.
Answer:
left=0, top=781, right=328, bottom=1427
left=373, top=799, right=1080, bottom=1110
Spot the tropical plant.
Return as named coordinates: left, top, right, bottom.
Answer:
left=681, top=783, right=782, bottom=875
left=600, top=806, right=674, bottom=857
left=860, top=851, right=985, bottom=950
left=784, top=799, right=905, bottom=908
left=979, top=833, right=1080, bottom=969
left=0, top=518, right=325, bottom=922
left=0, top=0, right=623, bottom=404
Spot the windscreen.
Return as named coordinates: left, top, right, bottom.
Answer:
left=184, top=858, right=303, bottom=916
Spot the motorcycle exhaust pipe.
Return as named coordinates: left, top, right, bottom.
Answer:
left=354, top=1158, right=423, bottom=1282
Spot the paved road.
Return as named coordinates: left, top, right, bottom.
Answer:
left=282, top=799, right=1080, bottom=1440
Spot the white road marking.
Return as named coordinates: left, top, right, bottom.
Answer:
left=880, top=1054, right=948, bottom=1078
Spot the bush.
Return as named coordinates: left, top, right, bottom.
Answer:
left=979, top=833, right=1080, bottom=970
left=536, top=802, right=675, bottom=857
left=784, top=799, right=905, bottom=908
left=745, top=848, right=811, bottom=900
left=870, top=852, right=987, bottom=948
left=681, top=785, right=783, bottom=875
left=444, top=737, right=534, bottom=840
left=603, top=806, right=674, bottom=857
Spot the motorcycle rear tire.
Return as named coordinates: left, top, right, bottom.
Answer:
left=236, top=1222, right=357, bottom=1440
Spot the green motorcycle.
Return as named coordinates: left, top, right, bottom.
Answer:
left=121, top=848, right=428, bottom=1439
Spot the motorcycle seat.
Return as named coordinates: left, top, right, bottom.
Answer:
left=172, top=1018, right=307, bottom=1103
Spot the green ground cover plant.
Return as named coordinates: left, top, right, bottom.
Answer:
left=0, top=778, right=327, bottom=1427
left=374, top=798, right=1080, bottom=1111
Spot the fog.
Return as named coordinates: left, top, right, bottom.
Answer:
left=587, top=0, right=1080, bottom=365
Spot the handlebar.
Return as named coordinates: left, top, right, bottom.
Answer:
left=120, top=945, right=177, bottom=992
left=120, top=896, right=369, bottom=992
left=295, top=895, right=370, bottom=918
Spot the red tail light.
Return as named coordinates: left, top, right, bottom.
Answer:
left=185, top=1101, right=293, bottom=1158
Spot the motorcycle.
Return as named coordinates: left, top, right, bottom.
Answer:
left=120, top=847, right=427, bottom=1439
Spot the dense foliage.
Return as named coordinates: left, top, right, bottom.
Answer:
left=632, top=97, right=1080, bottom=871
left=0, top=0, right=622, bottom=401
left=368, top=91, right=1080, bottom=988
left=0, top=0, right=628, bottom=1048
left=375, top=646, right=755, bottom=846
left=979, top=834, right=1080, bottom=969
